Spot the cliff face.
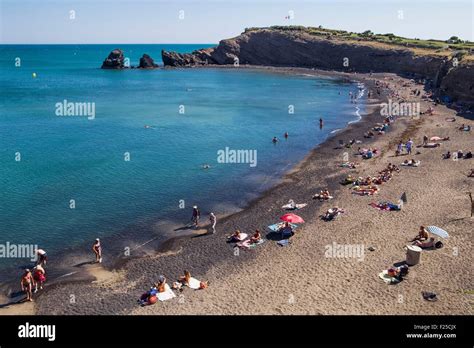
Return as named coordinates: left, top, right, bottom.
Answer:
left=162, top=29, right=474, bottom=106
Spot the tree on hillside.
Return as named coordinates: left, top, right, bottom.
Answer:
left=361, top=30, right=374, bottom=37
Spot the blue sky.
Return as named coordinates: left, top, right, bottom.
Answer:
left=1, top=0, right=472, bottom=44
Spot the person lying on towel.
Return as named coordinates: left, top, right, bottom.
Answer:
left=413, top=237, right=435, bottom=249
left=324, top=207, right=344, bottom=220
left=313, top=189, right=331, bottom=200
left=228, top=229, right=244, bottom=242
left=278, top=222, right=294, bottom=237
left=177, top=270, right=209, bottom=289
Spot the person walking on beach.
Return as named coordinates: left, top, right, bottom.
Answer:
left=396, top=141, right=403, bottom=156
left=406, top=138, right=413, bottom=155
left=32, top=265, right=46, bottom=293
left=92, top=238, right=102, bottom=263
left=20, top=269, right=34, bottom=302
left=209, top=212, right=216, bottom=234
left=191, top=206, right=200, bottom=228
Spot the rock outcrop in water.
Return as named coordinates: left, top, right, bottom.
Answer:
left=101, top=49, right=126, bottom=69
left=139, top=54, right=159, bottom=68
left=161, top=28, right=474, bottom=106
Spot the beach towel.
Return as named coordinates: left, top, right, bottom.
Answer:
left=237, top=239, right=265, bottom=249
left=157, top=284, right=176, bottom=302
left=228, top=233, right=248, bottom=242
left=378, top=270, right=400, bottom=285
left=401, top=160, right=421, bottom=167
left=370, top=202, right=400, bottom=211
left=267, top=222, right=298, bottom=232
left=187, top=277, right=202, bottom=290
left=277, top=239, right=291, bottom=247
left=282, top=203, right=307, bottom=210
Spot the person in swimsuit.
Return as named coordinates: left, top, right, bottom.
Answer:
left=92, top=238, right=102, bottom=263
left=412, top=226, right=429, bottom=242
left=35, top=249, right=47, bottom=266
left=191, top=206, right=200, bottom=228
left=284, top=132, right=289, bottom=139
left=209, top=212, right=216, bottom=234
left=272, top=136, right=278, bottom=144
left=32, top=265, right=46, bottom=293
left=249, top=229, right=261, bottom=244
left=20, top=269, right=34, bottom=302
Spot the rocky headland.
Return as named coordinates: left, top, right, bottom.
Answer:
left=161, top=27, right=474, bottom=107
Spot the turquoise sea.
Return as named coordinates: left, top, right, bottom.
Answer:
left=0, top=44, right=365, bottom=275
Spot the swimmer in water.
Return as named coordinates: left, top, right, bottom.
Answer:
left=202, top=164, right=211, bottom=169
left=319, top=118, right=323, bottom=129
left=144, top=125, right=153, bottom=129
left=284, top=132, right=289, bottom=139
left=272, top=136, right=279, bottom=143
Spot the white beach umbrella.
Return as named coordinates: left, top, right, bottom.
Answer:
left=426, top=226, right=449, bottom=239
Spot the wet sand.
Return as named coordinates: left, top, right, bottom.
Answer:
left=2, top=67, right=472, bottom=315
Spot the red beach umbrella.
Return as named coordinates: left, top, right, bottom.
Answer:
left=280, top=213, right=305, bottom=224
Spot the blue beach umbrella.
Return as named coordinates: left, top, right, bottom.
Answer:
left=426, top=226, right=449, bottom=239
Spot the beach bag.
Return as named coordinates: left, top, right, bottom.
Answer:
left=399, top=266, right=409, bottom=277
left=435, top=241, right=443, bottom=249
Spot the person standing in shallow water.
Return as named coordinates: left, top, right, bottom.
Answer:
left=191, top=206, right=200, bottom=228
left=93, top=238, right=102, bottom=263
left=209, top=212, right=216, bottom=234
left=319, top=118, right=323, bottom=129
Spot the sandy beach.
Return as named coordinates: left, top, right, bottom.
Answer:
left=1, top=67, right=472, bottom=316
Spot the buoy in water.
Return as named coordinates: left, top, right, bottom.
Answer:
left=32, top=72, right=37, bottom=78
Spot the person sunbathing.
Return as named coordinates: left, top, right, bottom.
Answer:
left=442, top=151, right=451, bottom=159
left=324, top=207, right=344, bottom=220
left=430, top=136, right=450, bottom=141
left=341, top=175, right=355, bottom=185
left=279, top=222, right=294, bottom=238
left=178, top=270, right=192, bottom=285
left=156, top=275, right=167, bottom=293
left=413, top=237, right=435, bottom=249
left=177, top=270, right=209, bottom=289
left=138, top=284, right=158, bottom=305
left=249, top=229, right=262, bottom=244
left=314, top=189, right=331, bottom=200
left=228, top=229, right=243, bottom=242
left=465, top=151, right=473, bottom=159
left=364, top=131, right=375, bottom=138
left=411, top=226, right=429, bottom=242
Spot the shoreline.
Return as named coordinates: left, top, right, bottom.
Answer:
left=1, top=66, right=472, bottom=315
left=0, top=65, right=364, bottom=287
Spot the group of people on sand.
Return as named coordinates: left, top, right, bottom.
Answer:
left=227, top=229, right=262, bottom=245
left=138, top=270, right=209, bottom=306
left=395, top=138, right=414, bottom=156
left=442, top=150, right=473, bottom=160
left=190, top=205, right=217, bottom=234
left=19, top=249, right=47, bottom=302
